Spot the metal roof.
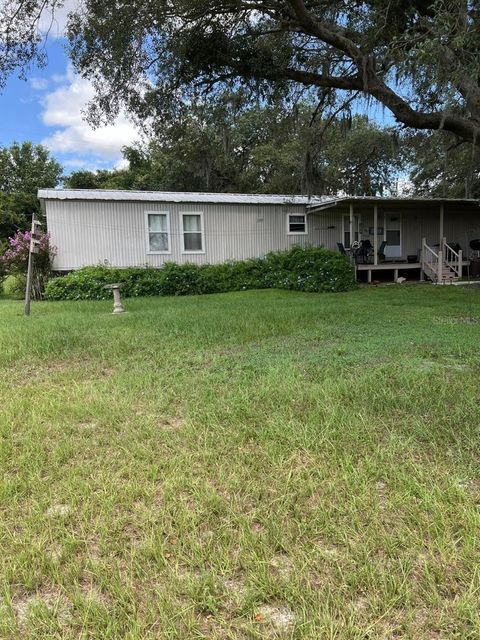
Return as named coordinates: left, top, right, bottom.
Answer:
left=307, top=195, right=480, bottom=211
left=38, top=189, right=480, bottom=211
left=37, top=189, right=333, bottom=207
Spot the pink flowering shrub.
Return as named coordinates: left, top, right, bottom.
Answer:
left=0, top=230, right=57, bottom=299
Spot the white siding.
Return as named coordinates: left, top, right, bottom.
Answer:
left=45, top=197, right=480, bottom=271
left=321, top=208, right=480, bottom=258
left=46, top=200, right=324, bottom=271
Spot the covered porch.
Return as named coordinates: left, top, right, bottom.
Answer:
left=307, top=196, right=480, bottom=282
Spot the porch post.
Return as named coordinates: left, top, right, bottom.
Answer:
left=438, top=249, right=443, bottom=283
left=439, top=203, right=444, bottom=246
left=349, top=203, right=354, bottom=247
left=373, top=204, right=378, bottom=265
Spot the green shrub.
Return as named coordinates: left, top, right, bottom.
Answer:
left=2, top=274, right=26, bottom=299
left=44, top=247, right=356, bottom=301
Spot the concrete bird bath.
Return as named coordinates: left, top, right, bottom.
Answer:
left=103, top=283, right=126, bottom=314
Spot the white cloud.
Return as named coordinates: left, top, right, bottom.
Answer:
left=41, top=66, right=141, bottom=163
left=38, top=0, right=82, bottom=39
left=115, top=158, right=130, bottom=170
left=62, top=158, right=91, bottom=168
left=51, top=72, right=69, bottom=84
left=31, top=77, right=49, bottom=90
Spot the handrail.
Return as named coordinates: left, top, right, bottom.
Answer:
left=423, top=242, right=438, bottom=260
left=442, top=238, right=463, bottom=277
left=443, top=241, right=459, bottom=261
left=421, top=237, right=441, bottom=282
left=422, top=237, right=461, bottom=282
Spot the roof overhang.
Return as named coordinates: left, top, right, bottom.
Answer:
left=307, top=196, right=480, bottom=213
left=38, top=189, right=480, bottom=212
left=37, top=188, right=333, bottom=208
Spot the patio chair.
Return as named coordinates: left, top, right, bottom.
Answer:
left=378, top=240, right=387, bottom=263
left=355, top=239, right=373, bottom=264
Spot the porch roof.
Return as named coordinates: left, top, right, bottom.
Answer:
left=307, top=196, right=480, bottom=214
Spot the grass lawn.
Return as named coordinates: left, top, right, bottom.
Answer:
left=0, top=286, right=479, bottom=639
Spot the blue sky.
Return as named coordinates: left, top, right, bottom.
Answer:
left=0, top=37, right=140, bottom=175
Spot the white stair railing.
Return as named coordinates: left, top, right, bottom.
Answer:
left=421, top=237, right=440, bottom=281
left=442, top=238, right=463, bottom=278
left=421, top=237, right=461, bottom=282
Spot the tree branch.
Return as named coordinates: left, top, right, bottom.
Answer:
left=284, top=67, right=363, bottom=91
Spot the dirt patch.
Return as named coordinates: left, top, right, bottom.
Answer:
left=221, top=576, right=247, bottom=599
left=313, top=539, right=343, bottom=559
left=198, top=615, right=249, bottom=639
left=219, top=575, right=248, bottom=615
left=84, top=538, right=102, bottom=562
left=418, top=359, right=470, bottom=372
left=46, top=542, right=64, bottom=563
left=99, top=367, right=115, bottom=376
left=376, top=480, right=388, bottom=507
left=162, top=415, right=184, bottom=430
left=254, top=604, right=295, bottom=635
left=46, top=503, right=71, bottom=518
left=270, top=554, right=294, bottom=579
left=456, top=478, right=480, bottom=498
left=77, top=419, right=99, bottom=430
left=13, top=585, right=72, bottom=631
left=251, top=521, right=265, bottom=534
left=353, top=596, right=370, bottom=614
left=78, top=579, right=111, bottom=606
left=7, top=360, right=98, bottom=386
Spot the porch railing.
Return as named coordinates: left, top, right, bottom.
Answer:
left=421, top=237, right=462, bottom=282
left=442, top=237, right=463, bottom=278
left=421, top=238, right=442, bottom=282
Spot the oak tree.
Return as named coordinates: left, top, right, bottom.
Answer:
left=2, top=1, right=479, bottom=146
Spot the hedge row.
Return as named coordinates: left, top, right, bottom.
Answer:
left=44, top=246, right=356, bottom=300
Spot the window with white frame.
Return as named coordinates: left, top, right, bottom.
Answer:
left=182, top=213, right=204, bottom=252
left=146, top=212, right=170, bottom=253
left=288, top=213, right=307, bottom=234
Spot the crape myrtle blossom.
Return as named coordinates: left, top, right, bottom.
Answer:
left=1, top=230, right=57, bottom=299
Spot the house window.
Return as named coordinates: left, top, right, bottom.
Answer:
left=288, top=213, right=307, bottom=234
left=146, top=212, right=170, bottom=253
left=182, top=213, right=204, bottom=252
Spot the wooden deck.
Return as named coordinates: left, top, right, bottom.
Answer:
left=356, top=260, right=471, bottom=282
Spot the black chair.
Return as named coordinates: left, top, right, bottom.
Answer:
left=355, top=239, right=373, bottom=264
left=470, top=239, right=480, bottom=258
left=337, top=242, right=347, bottom=256
left=378, top=240, right=387, bottom=262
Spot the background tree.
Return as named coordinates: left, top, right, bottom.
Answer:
left=0, top=142, right=63, bottom=242
left=406, top=132, right=480, bottom=198
left=66, top=99, right=404, bottom=196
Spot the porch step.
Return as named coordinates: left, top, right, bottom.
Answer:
left=422, top=266, right=459, bottom=283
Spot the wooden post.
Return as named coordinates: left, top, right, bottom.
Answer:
left=24, top=217, right=41, bottom=316
left=458, top=248, right=463, bottom=277
left=437, top=249, right=443, bottom=283
left=373, top=204, right=378, bottom=265
left=24, top=243, right=34, bottom=316
left=349, top=203, right=354, bottom=248
left=420, top=237, right=426, bottom=281
left=439, top=203, right=444, bottom=246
